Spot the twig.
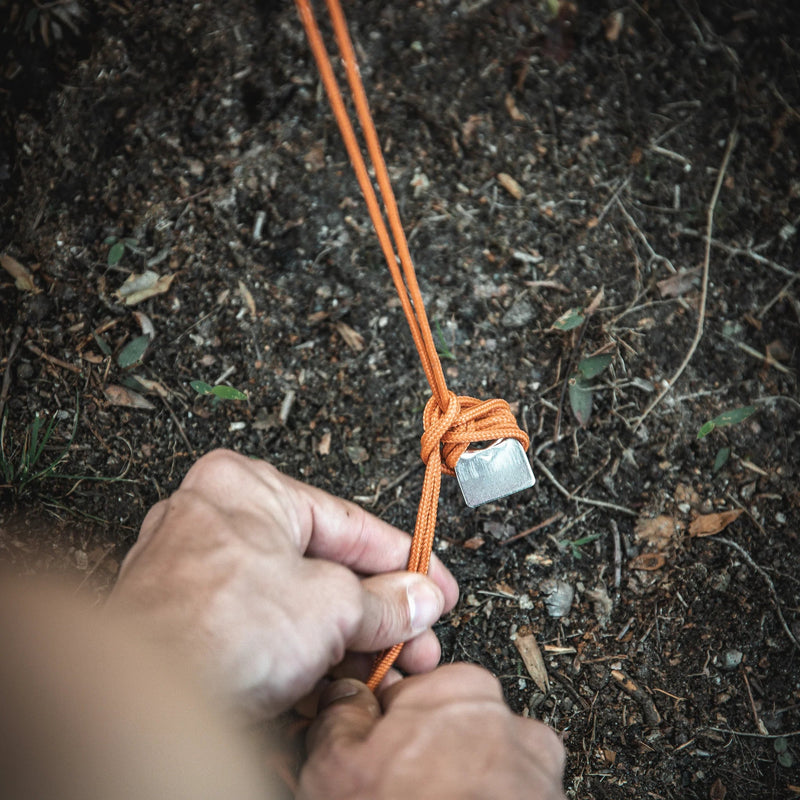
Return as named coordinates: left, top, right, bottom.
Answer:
left=610, top=669, right=661, bottom=726
left=713, top=536, right=800, bottom=652
left=758, top=271, right=800, bottom=318
left=500, top=512, right=563, bottom=545
left=632, top=129, right=738, bottom=432
left=677, top=226, right=796, bottom=279
left=533, top=457, right=637, bottom=516
left=727, top=338, right=792, bottom=375
left=705, top=726, right=800, bottom=739
left=741, top=668, right=768, bottom=735
left=0, top=325, right=24, bottom=420
left=611, top=519, right=622, bottom=591
left=159, top=394, right=195, bottom=456
left=25, top=342, right=83, bottom=375
left=616, top=198, right=677, bottom=273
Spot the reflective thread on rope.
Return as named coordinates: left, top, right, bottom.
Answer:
left=294, top=0, right=530, bottom=691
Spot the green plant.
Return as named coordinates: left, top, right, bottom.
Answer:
left=104, top=235, right=141, bottom=267
left=559, top=533, right=601, bottom=560
left=434, top=320, right=456, bottom=361
left=774, top=737, right=795, bottom=769
left=190, top=381, right=247, bottom=407
left=697, top=405, right=756, bottom=473
left=0, top=406, right=78, bottom=494
left=568, top=354, right=613, bottom=427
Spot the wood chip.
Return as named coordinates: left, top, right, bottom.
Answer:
left=334, top=321, right=365, bottom=352
left=116, top=271, right=176, bottom=306
left=497, top=172, right=524, bottom=199
left=688, top=509, right=744, bottom=537
left=504, top=93, right=525, bottom=121
left=514, top=633, right=549, bottom=693
left=238, top=280, right=257, bottom=319
left=317, top=431, right=332, bottom=456
left=1, top=253, right=37, bottom=292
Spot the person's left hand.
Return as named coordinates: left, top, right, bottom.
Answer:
left=108, top=449, right=458, bottom=719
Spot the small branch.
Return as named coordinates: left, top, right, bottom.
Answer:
left=632, top=129, right=738, bottom=433
left=534, top=457, right=637, bottom=516
left=500, top=512, right=563, bottom=545
left=0, top=326, right=24, bottom=420
left=25, top=342, right=83, bottom=375
left=713, top=536, right=800, bottom=652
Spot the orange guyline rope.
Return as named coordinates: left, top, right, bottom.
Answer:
left=295, top=0, right=529, bottom=690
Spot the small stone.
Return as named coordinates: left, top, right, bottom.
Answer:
left=721, top=649, right=743, bottom=670
left=501, top=296, right=535, bottom=329
left=540, top=578, right=574, bottom=618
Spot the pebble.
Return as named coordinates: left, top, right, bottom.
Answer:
left=501, top=296, right=535, bottom=329
left=721, top=649, right=743, bottom=670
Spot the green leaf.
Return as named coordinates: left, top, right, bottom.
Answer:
left=120, top=375, right=149, bottom=394
left=116, top=335, right=150, bottom=369
left=210, top=385, right=247, bottom=401
left=778, top=751, right=794, bottom=768
left=190, top=380, right=214, bottom=395
left=712, top=405, right=756, bottom=428
left=697, top=406, right=756, bottom=439
left=568, top=374, right=593, bottom=426
left=578, top=354, right=612, bottom=379
left=713, top=446, right=731, bottom=473
left=551, top=308, right=584, bottom=331
left=774, top=737, right=788, bottom=755
left=108, top=241, right=126, bottom=266
left=103, top=235, right=118, bottom=245
left=93, top=333, right=112, bottom=356
left=697, top=420, right=716, bottom=439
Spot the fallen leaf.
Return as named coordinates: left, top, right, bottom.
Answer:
left=238, top=280, right=257, bottom=319
left=634, top=515, right=680, bottom=545
left=766, top=339, right=790, bottom=362
left=116, top=270, right=176, bottom=306
left=104, top=384, right=156, bottom=410
left=657, top=268, right=700, bottom=298
left=689, top=509, right=744, bottom=537
left=335, top=321, right=365, bottom=352
left=463, top=536, right=485, bottom=550
left=133, top=311, right=156, bottom=339
left=131, top=375, right=170, bottom=398
left=585, top=286, right=605, bottom=316
left=710, top=777, right=727, bottom=800
left=629, top=553, right=667, bottom=571
left=497, top=172, right=524, bottom=199
left=317, top=431, right=332, bottom=456
left=514, top=633, right=549, bottom=693
left=1, top=253, right=37, bottom=292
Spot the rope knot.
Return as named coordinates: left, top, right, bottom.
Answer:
left=420, top=392, right=530, bottom=476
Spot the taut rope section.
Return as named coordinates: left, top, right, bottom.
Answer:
left=294, top=0, right=529, bottom=690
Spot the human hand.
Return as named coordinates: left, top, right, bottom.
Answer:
left=108, top=449, right=458, bottom=719
left=299, top=663, right=566, bottom=800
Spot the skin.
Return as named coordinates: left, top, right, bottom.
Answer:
left=5, top=449, right=566, bottom=799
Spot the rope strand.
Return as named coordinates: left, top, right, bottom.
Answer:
left=294, top=0, right=529, bottom=691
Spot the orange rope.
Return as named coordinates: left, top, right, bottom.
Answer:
left=294, top=0, right=529, bottom=690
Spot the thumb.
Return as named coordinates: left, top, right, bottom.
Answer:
left=305, top=679, right=381, bottom=756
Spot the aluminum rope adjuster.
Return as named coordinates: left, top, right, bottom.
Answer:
left=454, top=439, right=535, bottom=508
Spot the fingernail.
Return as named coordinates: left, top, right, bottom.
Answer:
left=317, top=679, right=362, bottom=712
left=407, top=580, right=443, bottom=634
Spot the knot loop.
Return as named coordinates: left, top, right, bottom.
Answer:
left=420, top=392, right=530, bottom=476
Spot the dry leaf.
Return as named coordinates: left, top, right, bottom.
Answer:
left=1, top=253, right=37, bottom=292
left=133, top=311, right=156, bottom=338
left=629, top=553, right=667, bottom=571
left=657, top=268, right=700, bottom=299
left=710, top=777, right=727, bottom=800
left=131, top=375, right=170, bottom=398
left=497, top=172, right=524, bottom=199
left=104, top=384, right=156, bottom=410
left=766, top=339, right=790, bottom=362
left=335, top=321, right=365, bottom=352
left=317, top=431, right=332, bottom=456
left=116, top=271, right=176, bottom=306
left=514, top=633, right=549, bottom=693
left=238, top=280, right=257, bottom=319
left=463, top=536, right=485, bottom=550
left=689, top=509, right=744, bottom=537
left=635, top=515, right=680, bottom=545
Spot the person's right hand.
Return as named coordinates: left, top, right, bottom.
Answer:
left=298, top=663, right=566, bottom=800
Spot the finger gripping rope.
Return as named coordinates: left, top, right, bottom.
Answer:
left=294, top=0, right=530, bottom=693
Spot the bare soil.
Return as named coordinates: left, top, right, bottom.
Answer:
left=2, top=1, right=799, bottom=797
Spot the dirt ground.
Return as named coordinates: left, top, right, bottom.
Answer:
left=2, top=0, right=800, bottom=797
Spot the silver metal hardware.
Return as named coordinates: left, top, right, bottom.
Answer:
left=454, top=438, right=535, bottom=508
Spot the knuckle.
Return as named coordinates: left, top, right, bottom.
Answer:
left=182, top=448, right=242, bottom=486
